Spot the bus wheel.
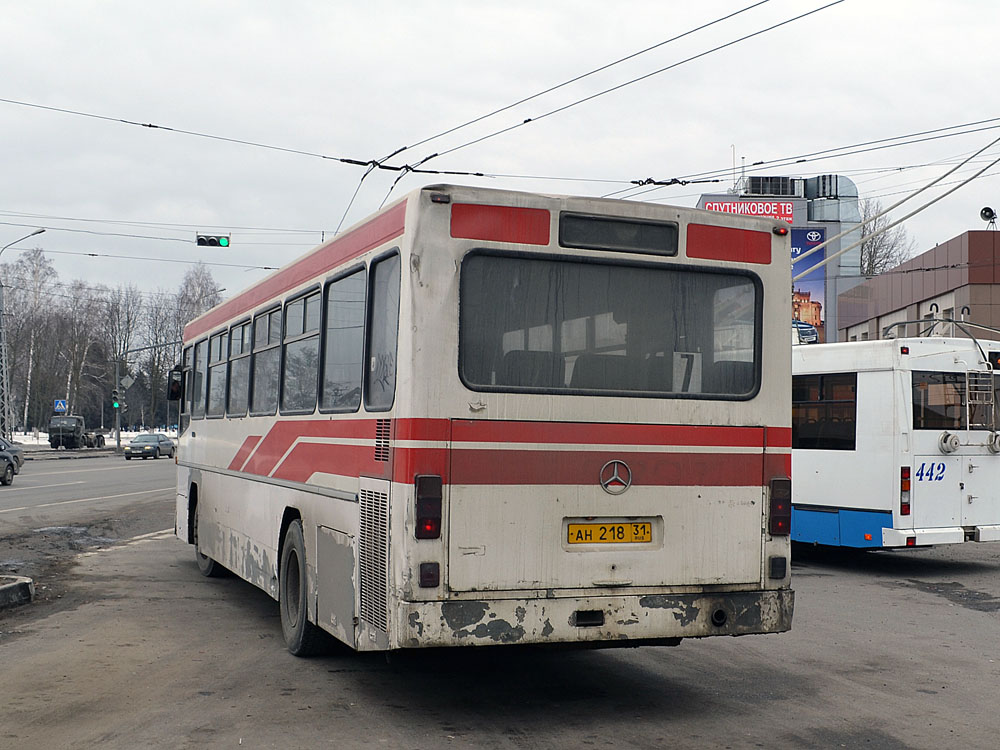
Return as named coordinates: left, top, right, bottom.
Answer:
left=279, top=519, right=325, bottom=656
left=193, top=501, right=223, bottom=577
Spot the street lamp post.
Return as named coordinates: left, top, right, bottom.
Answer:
left=0, top=229, right=45, bottom=440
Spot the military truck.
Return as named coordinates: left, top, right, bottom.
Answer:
left=48, top=415, right=106, bottom=449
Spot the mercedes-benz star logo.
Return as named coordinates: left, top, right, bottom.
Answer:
left=600, top=460, right=632, bottom=495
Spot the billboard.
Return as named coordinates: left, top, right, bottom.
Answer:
left=791, top=228, right=827, bottom=341
left=701, top=200, right=794, bottom=223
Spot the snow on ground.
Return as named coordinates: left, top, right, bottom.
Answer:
left=14, top=428, right=178, bottom=446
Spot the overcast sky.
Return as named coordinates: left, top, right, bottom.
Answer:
left=2, top=1, right=997, bottom=304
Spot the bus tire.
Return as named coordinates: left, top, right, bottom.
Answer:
left=193, top=501, right=223, bottom=578
left=279, top=519, right=325, bottom=657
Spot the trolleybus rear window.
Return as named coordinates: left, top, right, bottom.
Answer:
left=459, top=253, right=760, bottom=398
left=792, top=372, right=857, bottom=450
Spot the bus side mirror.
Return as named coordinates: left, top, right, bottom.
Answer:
left=167, top=367, right=184, bottom=402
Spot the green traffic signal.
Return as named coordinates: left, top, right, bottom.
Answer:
left=196, top=234, right=231, bottom=247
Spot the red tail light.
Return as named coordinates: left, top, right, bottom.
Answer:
left=414, top=474, right=442, bottom=539
left=769, top=477, right=792, bottom=536
left=900, top=467, right=911, bottom=515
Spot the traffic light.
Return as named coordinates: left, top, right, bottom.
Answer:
left=111, top=390, right=120, bottom=409
left=196, top=234, right=230, bottom=247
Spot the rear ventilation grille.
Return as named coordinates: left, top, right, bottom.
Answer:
left=375, top=419, right=391, bottom=462
left=359, top=487, right=389, bottom=632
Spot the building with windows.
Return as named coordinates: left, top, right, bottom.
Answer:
left=698, top=174, right=863, bottom=342
left=837, top=230, right=1000, bottom=340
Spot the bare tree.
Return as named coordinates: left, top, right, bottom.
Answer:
left=4, top=248, right=59, bottom=429
left=60, top=281, right=106, bottom=415
left=859, top=198, right=916, bottom=276
left=174, top=263, right=223, bottom=340
left=142, top=289, right=181, bottom=428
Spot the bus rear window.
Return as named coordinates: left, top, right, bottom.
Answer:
left=792, top=373, right=857, bottom=450
left=912, top=371, right=970, bottom=430
left=459, top=253, right=759, bottom=398
left=559, top=213, right=678, bottom=257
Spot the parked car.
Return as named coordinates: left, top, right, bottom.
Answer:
left=792, top=319, right=819, bottom=344
left=124, top=433, right=175, bottom=460
left=0, top=450, right=16, bottom=485
left=0, top=436, right=25, bottom=474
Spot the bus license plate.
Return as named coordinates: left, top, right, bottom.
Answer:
left=567, top=522, right=652, bottom=545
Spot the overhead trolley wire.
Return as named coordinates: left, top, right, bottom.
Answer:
left=392, top=0, right=772, bottom=159
left=405, top=2, right=845, bottom=169
left=616, top=117, right=1000, bottom=201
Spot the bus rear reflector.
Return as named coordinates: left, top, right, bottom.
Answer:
left=687, top=224, right=771, bottom=264
left=414, top=475, right=442, bottom=539
left=769, top=477, right=791, bottom=536
left=900, top=467, right=911, bottom=515
left=450, top=203, right=550, bottom=245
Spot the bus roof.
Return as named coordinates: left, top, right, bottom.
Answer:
left=793, top=336, right=1000, bottom=374
left=183, top=183, right=789, bottom=343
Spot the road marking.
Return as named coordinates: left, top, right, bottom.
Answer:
left=129, top=528, right=174, bottom=542
left=81, top=528, right=176, bottom=556
left=0, top=487, right=173, bottom=514
left=1, top=481, right=86, bottom=492
left=26, top=464, right=165, bottom=477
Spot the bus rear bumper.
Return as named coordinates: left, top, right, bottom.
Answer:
left=883, top=525, right=1000, bottom=546
left=396, top=588, right=794, bottom=649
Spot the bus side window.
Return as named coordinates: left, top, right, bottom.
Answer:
left=178, top=345, right=192, bottom=436
left=228, top=321, right=251, bottom=417
left=321, top=269, right=366, bottom=412
left=281, top=291, right=321, bottom=413
left=192, top=340, right=208, bottom=419
left=365, top=253, right=400, bottom=412
left=207, top=331, right=229, bottom=417
left=250, top=308, right=281, bottom=416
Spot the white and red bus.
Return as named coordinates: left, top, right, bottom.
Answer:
left=170, top=184, right=795, bottom=655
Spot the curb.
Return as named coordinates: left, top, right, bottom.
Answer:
left=0, top=575, right=34, bottom=609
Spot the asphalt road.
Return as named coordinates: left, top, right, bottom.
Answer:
left=2, top=461, right=1000, bottom=748
left=0, top=453, right=175, bottom=607
left=0, top=451, right=175, bottom=531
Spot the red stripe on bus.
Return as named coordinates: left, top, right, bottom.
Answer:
left=184, top=200, right=407, bottom=341
left=228, top=435, right=263, bottom=471
left=452, top=420, right=765, bottom=448
left=449, top=449, right=763, bottom=486
left=764, top=452, right=791, bottom=479
left=225, top=417, right=785, bottom=481
left=270, top=443, right=390, bottom=483
left=450, top=203, right=550, bottom=245
left=262, top=444, right=763, bottom=487
left=686, top=224, right=771, bottom=265
left=765, top=426, right=792, bottom=448
left=394, top=418, right=452, bottom=442
left=240, top=418, right=384, bottom=476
